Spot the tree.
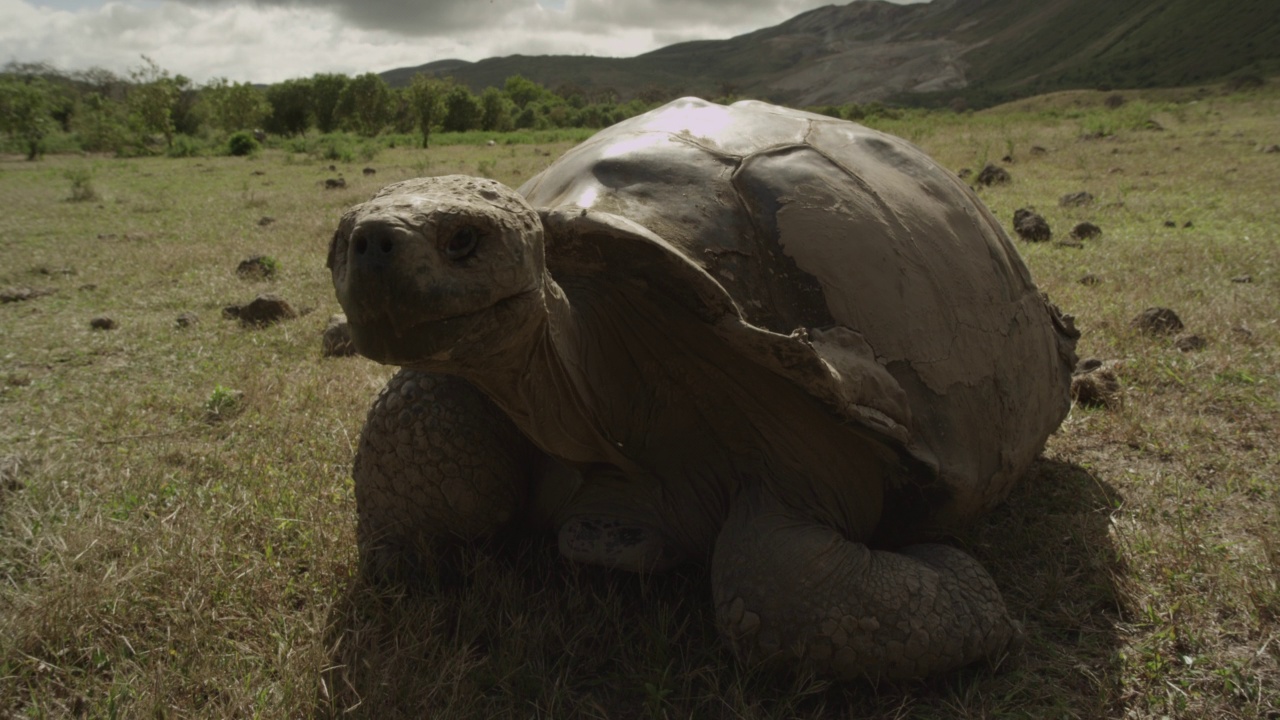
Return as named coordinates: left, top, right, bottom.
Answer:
left=0, top=76, right=53, bottom=160
left=407, top=73, right=449, bottom=148
left=310, top=73, right=348, bottom=134
left=127, top=56, right=178, bottom=147
left=264, top=78, right=312, bottom=136
left=336, top=73, right=390, bottom=137
left=442, top=85, right=482, bottom=132
left=170, top=75, right=202, bottom=136
left=203, top=78, right=270, bottom=133
left=480, top=87, right=513, bottom=132
left=72, top=91, right=127, bottom=153
left=504, top=74, right=546, bottom=109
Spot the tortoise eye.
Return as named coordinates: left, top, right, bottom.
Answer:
left=444, top=226, right=480, bottom=261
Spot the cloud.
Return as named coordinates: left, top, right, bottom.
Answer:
left=0, top=0, right=924, bottom=84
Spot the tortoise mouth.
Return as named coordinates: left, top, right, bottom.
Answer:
left=346, top=288, right=541, bottom=366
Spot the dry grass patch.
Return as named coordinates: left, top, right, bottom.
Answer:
left=2, top=87, right=1278, bottom=718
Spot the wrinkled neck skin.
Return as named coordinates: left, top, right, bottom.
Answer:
left=414, top=271, right=624, bottom=470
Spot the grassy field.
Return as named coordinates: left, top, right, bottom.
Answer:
left=1, top=86, right=1277, bottom=718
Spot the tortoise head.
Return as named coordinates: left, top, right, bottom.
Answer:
left=329, top=175, right=547, bottom=366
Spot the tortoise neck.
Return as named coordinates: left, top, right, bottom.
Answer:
left=459, top=273, right=620, bottom=464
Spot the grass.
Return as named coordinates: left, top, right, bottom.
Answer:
left=1, top=85, right=1278, bottom=718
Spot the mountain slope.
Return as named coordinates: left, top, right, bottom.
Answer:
left=380, top=0, right=1280, bottom=107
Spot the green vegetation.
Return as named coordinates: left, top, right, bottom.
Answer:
left=0, top=59, right=657, bottom=160
left=227, top=131, right=259, bottom=157
left=1, top=84, right=1278, bottom=718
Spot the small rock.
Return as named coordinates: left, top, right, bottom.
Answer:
left=1070, top=222, right=1102, bottom=240
left=1059, top=191, right=1094, bottom=207
left=1163, top=220, right=1178, bottom=228
left=1013, top=208, right=1051, bottom=242
left=1104, top=94, right=1126, bottom=109
left=976, top=163, right=1011, bottom=186
left=1108, top=167, right=1123, bottom=174
left=1130, top=307, right=1184, bottom=335
left=236, top=255, right=278, bottom=280
left=1000, top=154, right=1013, bottom=163
left=1071, top=363, right=1122, bottom=409
left=1182, top=221, right=1193, bottom=228
left=328, top=164, right=337, bottom=171
left=223, top=294, right=298, bottom=326
left=1174, top=334, right=1207, bottom=352
left=1261, top=144, right=1280, bottom=153
left=176, top=312, right=199, bottom=329
left=957, top=168, right=972, bottom=179
left=89, top=316, right=117, bottom=330
left=486, top=140, right=497, bottom=147
left=257, top=216, right=276, bottom=227
left=1078, top=274, right=1101, bottom=286
left=322, top=314, right=358, bottom=357
left=1029, top=146, right=1047, bottom=156
left=362, top=167, right=377, bottom=176
left=1143, top=119, right=1164, bottom=131
left=78, top=283, right=97, bottom=292
left=251, top=170, right=266, bottom=176
left=1079, top=130, right=1108, bottom=141
left=1231, top=275, right=1253, bottom=283
left=1076, top=358, right=1104, bottom=373
left=324, top=177, right=346, bottom=190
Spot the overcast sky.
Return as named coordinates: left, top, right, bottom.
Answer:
left=1, top=0, right=926, bottom=84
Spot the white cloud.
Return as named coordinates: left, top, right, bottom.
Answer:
left=1, top=0, right=925, bottom=84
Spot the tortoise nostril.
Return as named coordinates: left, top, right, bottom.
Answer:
left=354, top=236, right=368, bottom=255
left=380, top=238, right=393, bottom=253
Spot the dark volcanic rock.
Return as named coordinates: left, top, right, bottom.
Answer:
left=324, top=177, right=347, bottom=189
left=1078, top=274, right=1101, bottom=286
left=1174, top=334, right=1207, bottom=352
left=223, top=294, right=298, bottom=326
left=89, top=316, right=117, bottom=330
left=976, top=163, right=1011, bottom=186
left=1072, top=361, right=1122, bottom=409
left=1070, top=222, right=1102, bottom=240
left=1013, top=208, right=1051, bottom=242
left=176, top=312, right=199, bottom=329
left=236, top=255, right=278, bottom=280
left=1130, top=307, right=1184, bottom=335
left=1059, top=191, right=1094, bottom=207
left=322, top=314, right=358, bottom=357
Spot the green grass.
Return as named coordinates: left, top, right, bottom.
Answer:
left=1, top=86, right=1278, bottom=718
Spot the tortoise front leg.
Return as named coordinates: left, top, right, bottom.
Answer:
left=353, top=369, right=534, bottom=583
left=711, top=487, right=1021, bottom=680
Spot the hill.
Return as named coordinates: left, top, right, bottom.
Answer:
left=380, top=0, right=1280, bottom=107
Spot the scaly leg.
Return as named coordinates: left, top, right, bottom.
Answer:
left=353, top=369, right=534, bottom=583
left=712, top=487, right=1021, bottom=680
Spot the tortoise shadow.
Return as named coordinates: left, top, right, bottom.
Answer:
left=313, top=455, right=1126, bottom=718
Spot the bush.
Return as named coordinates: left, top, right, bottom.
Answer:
left=63, top=168, right=98, bottom=202
left=228, top=131, right=259, bottom=156
left=167, top=134, right=206, bottom=158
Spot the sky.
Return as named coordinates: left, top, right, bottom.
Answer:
left=1, top=0, right=926, bottom=85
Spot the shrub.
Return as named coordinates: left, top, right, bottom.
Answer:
left=63, top=168, right=98, bottom=202
left=228, top=131, right=259, bottom=156
left=167, top=134, right=205, bottom=158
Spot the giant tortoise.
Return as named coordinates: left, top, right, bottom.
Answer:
left=328, top=97, right=1078, bottom=680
